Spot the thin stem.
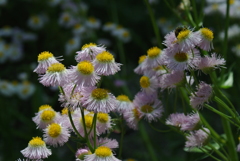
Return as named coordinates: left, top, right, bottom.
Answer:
left=139, top=122, right=158, bottom=161
left=118, top=116, right=125, bottom=159
left=206, top=144, right=228, bottom=161
left=68, top=110, right=84, bottom=140
left=199, top=147, right=222, bottom=161
left=143, top=0, right=162, bottom=48
left=66, top=142, right=75, bottom=154
left=93, top=113, right=97, bottom=149
left=149, top=123, right=172, bottom=133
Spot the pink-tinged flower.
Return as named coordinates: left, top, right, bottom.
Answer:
left=237, top=137, right=240, bottom=153
left=69, top=61, right=100, bottom=87
left=58, top=83, right=83, bottom=109
left=92, top=51, right=121, bottom=76
left=139, top=73, right=159, bottom=94
left=195, top=53, right=225, bottom=74
left=84, top=146, right=120, bottom=161
left=96, top=112, right=112, bottom=134
left=123, top=107, right=141, bottom=130
left=166, top=112, right=200, bottom=131
left=134, top=55, right=147, bottom=75
left=159, top=70, right=185, bottom=90
left=32, top=109, right=61, bottom=130
left=43, top=123, right=70, bottom=147
left=164, top=48, right=200, bottom=71
left=142, top=47, right=165, bottom=69
left=163, top=30, right=176, bottom=48
left=21, top=137, right=51, bottom=160
left=172, top=28, right=201, bottom=52
left=33, top=51, right=61, bottom=74
left=81, top=87, right=117, bottom=113
left=75, top=43, right=106, bottom=62
left=92, top=137, right=119, bottom=149
left=190, top=82, right=213, bottom=109
left=76, top=148, right=92, bottom=161
left=39, top=63, right=70, bottom=87
left=17, top=159, right=42, bottom=161
left=195, top=28, right=214, bottom=51
left=185, top=128, right=210, bottom=148
left=133, top=92, right=163, bottom=122
left=116, top=95, right=134, bottom=114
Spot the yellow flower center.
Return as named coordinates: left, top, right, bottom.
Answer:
left=200, top=28, right=214, bottom=41
left=41, top=110, right=56, bottom=121
left=91, top=88, right=108, bottom=100
left=69, top=39, right=75, bottom=45
left=61, top=108, right=68, bottom=115
left=74, top=24, right=81, bottom=29
left=147, top=47, right=161, bottom=58
left=89, top=17, right=96, bottom=23
left=47, top=63, right=66, bottom=72
left=138, top=55, right=147, bottom=64
left=63, top=15, right=70, bottom=22
left=38, top=51, right=53, bottom=61
left=82, top=115, right=93, bottom=128
left=96, top=51, right=114, bottom=62
left=77, top=61, right=94, bottom=75
left=95, top=146, right=112, bottom=157
left=81, top=43, right=97, bottom=50
left=174, top=52, right=188, bottom=62
left=117, top=95, right=130, bottom=102
left=97, top=113, right=109, bottom=123
left=154, top=65, right=164, bottom=70
left=29, top=137, right=45, bottom=147
left=48, top=123, right=61, bottom=137
left=0, top=52, right=3, bottom=57
left=123, top=31, right=129, bottom=37
left=177, top=29, right=190, bottom=41
left=230, top=0, right=235, bottom=5
left=133, top=108, right=140, bottom=119
left=32, top=16, right=39, bottom=24
left=140, top=76, right=150, bottom=88
left=39, top=104, right=52, bottom=112
left=141, top=105, right=153, bottom=113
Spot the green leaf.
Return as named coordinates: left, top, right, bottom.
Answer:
left=184, top=142, right=220, bottom=153
left=220, top=72, right=233, bottom=89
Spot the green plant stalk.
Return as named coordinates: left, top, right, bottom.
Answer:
left=204, top=104, right=232, bottom=120
left=222, top=0, right=230, bottom=60
left=118, top=116, right=125, bottom=159
left=143, top=0, right=162, bottom=48
left=206, top=144, right=228, bottom=161
left=80, top=108, right=94, bottom=153
left=209, top=72, right=239, bottom=161
left=199, top=147, right=222, bottom=161
left=190, top=0, right=199, bottom=26
left=93, top=113, right=97, bottom=149
left=139, top=122, right=158, bottom=161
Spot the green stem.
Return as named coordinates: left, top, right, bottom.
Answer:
left=199, top=147, right=222, bottom=161
left=66, top=142, right=75, bottom=154
left=214, top=96, right=237, bottom=119
left=190, top=0, right=199, bottom=27
left=93, top=113, right=97, bottom=149
left=118, top=116, right=125, bottom=159
left=222, top=0, right=230, bottom=60
left=143, top=0, right=162, bottom=48
left=204, top=104, right=232, bottom=120
left=139, top=122, right=158, bottom=161
left=149, top=123, right=172, bottom=133
left=207, top=144, right=228, bottom=161
left=68, top=110, right=84, bottom=140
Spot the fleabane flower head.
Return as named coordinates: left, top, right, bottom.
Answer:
left=39, top=63, right=70, bottom=87
left=32, top=109, right=61, bottom=130
left=134, top=55, right=147, bottom=75
left=173, top=27, right=201, bottom=52
left=76, top=148, right=92, bottom=161
left=75, top=43, right=106, bottom=62
left=21, top=137, right=51, bottom=160
left=195, top=27, right=214, bottom=51
left=33, top=51, right=61, bottom=74
left=164, top=48, right=200, bottom=71
left=116, top=94, right=134, bottom=114
left=84, top=146, right=120, bottom=161
left=185, top=128, right=210, bottom=148
left=139, top=73, right=159, bottom=94
left=123, top=107, right=141, bottom=130
left=190, top=82, right=213, bottom=109
left=159, top=70, right=185, bottom=90
left=58, top=83, right=83, bottom=110
left=196, top=53, right=225, bottom=74
left=91, top=137, right=119, bottom=150
left=93, top=51, right=121, bottom=76
left=43, top=123, right=70, bottom=147
left=69, top=61, right=100, bottom=87
left=133, top=91, right=163, bottom=122
left=142, top=47, right=165, bottom=69
left=96, top=112, right=112, bottom=134
left=82, top=87, right=117, bottom=113
left=166, top=112, right=201, bottom=131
